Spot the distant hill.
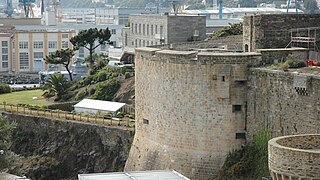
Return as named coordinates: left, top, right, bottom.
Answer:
left=59, top=0, right=285, bottom=9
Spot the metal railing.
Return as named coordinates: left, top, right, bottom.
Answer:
left=0, top=103, right=135, bottom=129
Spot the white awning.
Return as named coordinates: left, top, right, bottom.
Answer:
left=74, top=99, right=126, bottom=112
left=78, top=170, right=190, bottom=180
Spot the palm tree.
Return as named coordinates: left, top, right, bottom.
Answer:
left=42, top=74, right=70, bottom=101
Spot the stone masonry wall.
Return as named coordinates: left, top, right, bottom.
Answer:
left=247, top=69, right=320, bottom=140
left=243, top=14, right=320, bottom=52
left=268, top=135, right=320, bottom=179
left=153, top=35, right=243, bottom=52
left=125, top=47, right=261, bottom=179
left=256, top=48, right=309, bottom=64
left=3, top=113, right=134, bottom=180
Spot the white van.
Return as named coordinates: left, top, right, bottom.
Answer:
left=108, top=61, right=125, bottom=67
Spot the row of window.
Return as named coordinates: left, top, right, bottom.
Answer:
left=133, top=39, right=159, bottom=47
left=131, top=23, right=163, bottom=36
left=19, top=41, right=69, bottom=49
left=1, top=52, right=61, bottom=69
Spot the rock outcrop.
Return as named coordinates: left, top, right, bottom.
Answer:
left=3, top=113, right=134, bottom=180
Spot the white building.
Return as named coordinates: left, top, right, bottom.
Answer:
left=61, top=8, right=96, bottom=24
left=184, top=7, right=304, bottom=20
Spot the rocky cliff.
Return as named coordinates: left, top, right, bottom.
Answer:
left=3, top=113, right=134, bottom=180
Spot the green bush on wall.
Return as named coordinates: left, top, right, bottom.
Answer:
left=285, top=54, right=306, bottom=68
left=215, top=130, right=272, bottom=180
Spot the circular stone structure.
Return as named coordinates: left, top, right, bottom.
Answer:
left=268, top=134, right=320, bottom=180
left=125, top=47, right=262, bottom=179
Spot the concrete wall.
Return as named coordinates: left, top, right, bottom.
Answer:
left=247, top=68, right=320, bottom=140
left=243, top=14, right=320, bottom=52
left=167, top=15, right=206, bottom=43
left=125, top=47, right=261, bottom=179
left=269, top=134, right=320, bottom=180
left=127, top=14, right=206, bottom=48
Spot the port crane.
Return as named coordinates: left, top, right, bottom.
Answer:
left=4, top=0, right=14, bottom=17
left=19, top=0, right=36, bottom=17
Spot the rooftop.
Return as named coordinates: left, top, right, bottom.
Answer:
left=74, top=99, right=126, bottom=112
left=78, top=170, right=190, bottom=180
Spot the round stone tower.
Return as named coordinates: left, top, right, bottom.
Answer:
left=269, top=134, right=320, bottom=180
left=125, top=47, right=262, bottom=179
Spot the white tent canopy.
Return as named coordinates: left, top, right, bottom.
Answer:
left=78, top=170, right=190, bottom=180
left=74, top=99, right=126, bottom=114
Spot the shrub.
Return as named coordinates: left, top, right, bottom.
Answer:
left=215, top=130, right=272, bottom=180
left=75, top=90, right=87, bottom=101
left=91, top=79, right=120, bottom=101
left=95, top=70, right=108, bottom=82
left=281, top=62, right=289, bottom=71
left=285, top=54, right=306, bottom=68
left=0, top=84, right=11, bottom=94
left=47, top=101, right=79, bottom=112
left=124, top=72, right=131, bottom=79
left=79, top=76, right=93, bottom=86
left=253, top=130, right=272, bottom=178
left=88, top=87, right=96, bottom=95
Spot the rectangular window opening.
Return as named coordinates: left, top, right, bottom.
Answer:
left=236, top=132, right=246, bottom=139
left=233, top=105, right=242, bottom=112
left=143, top=118, right=149, bottom=124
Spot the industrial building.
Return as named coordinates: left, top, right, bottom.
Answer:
left=0, top=21, right=122, bottom=73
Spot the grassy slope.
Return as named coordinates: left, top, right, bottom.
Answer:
left=0, top=90, right=53, bottom=106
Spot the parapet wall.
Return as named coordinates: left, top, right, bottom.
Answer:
left=153, top=35, right=243, bottom=52
left=269, top=134, right=320, bottom=179
left=125, top=47, right=261, bottom=179
left=243, top=14, right=320, bottom=52
left=256, top=48, right=309, bottom=64
left=247, top=68, right=320, bottom=140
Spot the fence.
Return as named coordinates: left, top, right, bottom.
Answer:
left=120, top=104, right=135, bottom=115
left=0, top=103, right=135, bottom=128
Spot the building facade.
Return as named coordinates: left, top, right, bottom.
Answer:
left=123, top=14, right=206, bottom=49
left=0, top=29, right=76, bottom=73
left=0, top=24, right=122, bottom=73
left=95, top=8, right=147, bottom=25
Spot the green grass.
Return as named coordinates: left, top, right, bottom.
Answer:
left=0, top=90, right=53, bottom=106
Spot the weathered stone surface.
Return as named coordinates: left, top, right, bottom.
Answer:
left=243, top=14, right=320, bottom=52
left=246, top=68, right=320, bottom=140
left=269, top=134, right=320, bottom=179
left=3, top=113, right=134, bottom=180
left=125, top=48, right=261, bottom=179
